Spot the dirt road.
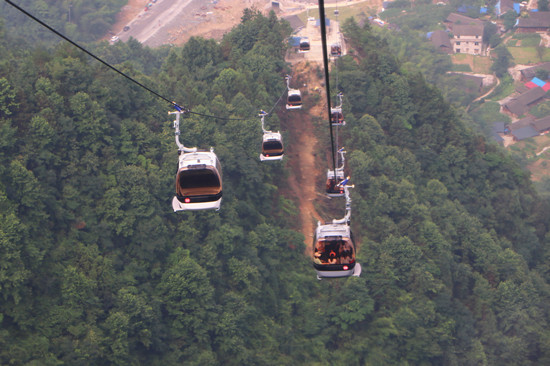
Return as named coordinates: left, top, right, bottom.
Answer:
left=282, top=61, right=326, bottom=256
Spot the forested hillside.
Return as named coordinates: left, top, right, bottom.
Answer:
left=0, top=0, right=125, bottom=44
left=2, top=8, right=550, bottom=365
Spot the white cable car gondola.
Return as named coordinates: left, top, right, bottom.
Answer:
left=313, top=184, right=362, bottom=279
left=331, top=92, right=345, bottom=126
left=285, top=75, right=302, bottom=110
left=326, top=148, right=346, bottom=197
left=170, top=111, right=222, bottom=211
left=299, top=37, right=310, bottom=53
left=259, top=111, right=284, bottom=161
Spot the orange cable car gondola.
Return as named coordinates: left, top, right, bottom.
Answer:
left=259, top=110, right=284, bottom=161
left=170, top=111, right=222, bottom=211
left=285, top=75, right=302, bottom=110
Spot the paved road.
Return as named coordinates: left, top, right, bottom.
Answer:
left=287, top=15, right=345, bottom=65
left=115, top=0, right=211, bottom=47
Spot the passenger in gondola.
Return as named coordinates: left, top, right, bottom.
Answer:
left=327, top=178, right=336, bottom=192
left=339, top=241, right=354, bottom=264
left=314, top=241, right=326, bottom=264
left=328, top=249, right=338, bottom=264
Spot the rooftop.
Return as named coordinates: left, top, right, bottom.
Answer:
left=445, top=13, right=484, bottom=26
left=453, top=24, right=484, bottom=37
left=504, top=87, right=546, bottom=116
left=516, top=12, right=550, bottom=28
left=429, top=30, right=452, bottom=52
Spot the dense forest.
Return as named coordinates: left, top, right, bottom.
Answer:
left=0, top=0, right=125, bottom=44
left=2, top=6, right=550, bottom=365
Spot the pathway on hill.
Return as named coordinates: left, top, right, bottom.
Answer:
left=467, top=74, right=500, bottom=110
left=281, top=61, right=325, bottom=257
left=283, top=17, right=347, bottom=257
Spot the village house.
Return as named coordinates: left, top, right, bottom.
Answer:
left=505, top=115, right=550, bottom=141
left=495, top=0, right=517, bottom=16
left=452, top=24, right=485, bottom=55
left=511, top=126, right=539, bottom=141
left=503, top=87, right=547, bottom=117
left=429, top=30, right=453, bottom=54
left=444, top=13, right=485, bottom=55
left=520, top=62, right=550, bottom=81
left=516, top=12, right=550, bottom=33
left=533, top=115, right=550, bottom=134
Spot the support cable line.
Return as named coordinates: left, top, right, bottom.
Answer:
left=266, top=86, right=289, bottom=116
left=317, top=0, right=338, bottom=177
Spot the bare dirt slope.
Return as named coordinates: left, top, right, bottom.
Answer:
left=281, top=61, right=328, bottom=256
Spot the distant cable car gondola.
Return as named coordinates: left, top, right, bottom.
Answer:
left=330, top=43, right=342, bottom=57
left=313, top=184, right=361, bottom=279
left=299, top=37, right=310, bottom=52
left=330, top=107, right=344, bottom=125
left=331, top=92, right=345, bottom=126
left=170, top=111, right=223, bottom=211
left=259, top=111, right=284, bottom=161
left=326, top=148, right=346, bottom=197
left=285, top=75, right=302, bottom=110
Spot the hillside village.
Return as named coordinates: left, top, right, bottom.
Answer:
left=351, top=0, right=549, bottom=181
left=278, top=0, right=549, bottom=147
left=427, top=6, right=550, bottom=145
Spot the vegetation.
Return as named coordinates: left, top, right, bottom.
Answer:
left=470, top=101, right=511, bottom=135
left=0, top=0, right=125, bottom=44
left=536, top=69, right=549, bottom=81
left=508, top=46, right=550, bottom=64
left=451, top=53, right=493, bottom=74
left=511, top=33, right=541, bottom=47
left=486, top=74, right=514, bottom=100
left=379, top=3, right=451, bottom=32
left=450, top=63, right=472, bottom=72
left=2, top=8, right=550, bottom=365
left=491, top=44, right=513, bottom=77
left=502, top=10, right=519, bottom=31
left=530, top=100, right=550, bottom=118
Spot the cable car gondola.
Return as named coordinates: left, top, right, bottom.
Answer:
left=330, top=107, right=344, bottom=126
left=170, top=111, right=223, bottom=211
left=299, top=37, right=310, bottom=53
left=259, top=111, right=284, bottom=161
left=313, top=184, right=361, bottom=279
left=330, top=43, right=342, bottom=57
left=331, top=92, right=345, bottom=126
left=326, top=148, right=346, bottom=197
left=286, top=89, right=302, bottom=110
left=285, top=75, right=302, bottom=110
